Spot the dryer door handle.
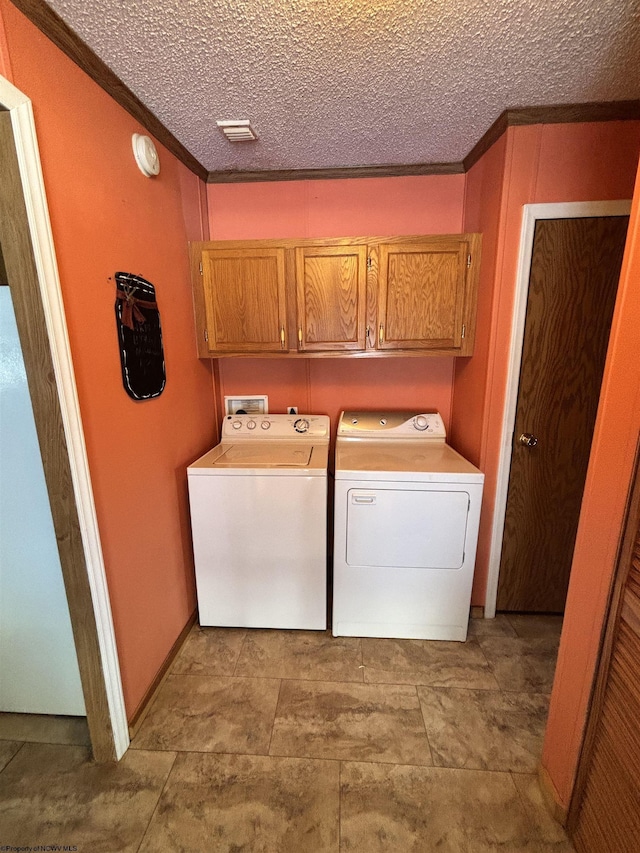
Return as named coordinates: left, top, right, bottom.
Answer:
left=352, top=495, right=376, bottom=504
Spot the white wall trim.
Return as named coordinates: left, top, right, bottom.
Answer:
left=484, top=200, right=633, bottom=619
left=0, top=76, right=129, bottom=756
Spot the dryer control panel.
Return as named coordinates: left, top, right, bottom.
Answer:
left=338, top=411, right=445, bottom=440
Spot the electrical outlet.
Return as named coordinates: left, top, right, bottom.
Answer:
left=287, top=406, right=298, bottom=414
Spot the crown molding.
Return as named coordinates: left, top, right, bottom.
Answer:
left=211, top=100, right=640, bottom=183
left=9, top=2, right=640, bottom=185
left=9, top=0, right=208, bottom=181
left=207, top=161, right=465, bottom=184
left=463, top=100, right=640, bottom=171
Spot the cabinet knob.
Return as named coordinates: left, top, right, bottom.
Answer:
left=280, top=326, right=286, bottom=349
left=379, top=324, right=384, bottom=346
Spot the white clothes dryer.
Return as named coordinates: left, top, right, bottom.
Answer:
left=332, top=411, right=484, bottom=641
left=188, top=413, right=330, bottom=629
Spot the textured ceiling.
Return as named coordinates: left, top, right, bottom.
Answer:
left=44, top=0, right=640, bottom=174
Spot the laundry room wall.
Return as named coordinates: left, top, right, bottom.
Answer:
left=208, top=174, right=466, bottom=433
left=455, top=119, right=640, bottom=605
left=542, top=156, right=640, bottom=811
left=0, top=7, right=9, bottom=78
left=0, top=0, right=215, bottom=720
left=451, top=117, right=640, bottom=812
left=451, top=132, right=508, bottom=467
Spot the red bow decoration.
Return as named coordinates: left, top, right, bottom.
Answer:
left=116, top=288, right=158, bottom=330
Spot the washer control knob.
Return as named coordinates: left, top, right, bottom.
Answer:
left=232, top=420, right=242, bottom=430
left=246, top=419, right=257, bottom=430
left=261, top=420, right=271, bottom=430
left=414, top=415, right=429, bottom=431
left=294, top=417, right=310, bottom=433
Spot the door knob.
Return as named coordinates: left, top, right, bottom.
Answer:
left=518, top=433, right=538, bottom=448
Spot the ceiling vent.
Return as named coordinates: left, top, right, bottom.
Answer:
left=216, top=120, right=258, bottom=142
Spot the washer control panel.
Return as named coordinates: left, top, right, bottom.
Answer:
left=338, top=411, right=445, bottom=439
left=222, top=413, right=330, bottom=441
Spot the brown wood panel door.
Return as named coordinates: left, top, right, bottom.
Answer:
left=295, top=244, right=367, bottom=351
left=570, top=457, right=640, bottom=852
left=497, top=217, right=628, bottom=613
left=377, top=240, right=467, bottom=350
left=202, top=247, right=287, bottom=352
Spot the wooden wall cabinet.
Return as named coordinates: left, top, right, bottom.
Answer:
left=295, top=243, right=368, bottom=352
left=376, top=238, right=475, bottom=352
left=196, top=245, right=288, bottom=354
left=191, top=234, right=481, bottom=358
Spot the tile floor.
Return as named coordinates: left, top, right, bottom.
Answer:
left=0, top=614, right=574, bottom=851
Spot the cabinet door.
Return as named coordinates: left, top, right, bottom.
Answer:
left=201, top=247, right=287, bottom=353
left=295, top=245, right=367, bottom=351
left=377, top=240, right=469, bottom=351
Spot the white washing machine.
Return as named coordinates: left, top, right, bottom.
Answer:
left=188, top=413, right=330, bottom=629
left=332, top=411, right=484, bottom=641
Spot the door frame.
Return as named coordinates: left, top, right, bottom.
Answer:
left=0, top=75, right=128, bottom=758
left=485, top=200, right=632, bottom=618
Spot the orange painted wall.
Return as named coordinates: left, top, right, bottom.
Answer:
left=0, top=4, right=11, bottom=79
left=456, top=120, right=640, bottom=604
left=452, top=136, right=508, bottom=601
left=454, top=134, right=507, bottom=465
left=1, top=0, right=215, bottom=718
left=218, top=357, right=455, bottom=442
left=208, top=175, right=465, bottom=435
left=542, top=160, right=640, bottom=807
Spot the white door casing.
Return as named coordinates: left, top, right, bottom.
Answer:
left=0, top=74, right=128, bottom=757
left=485, top=200, right=632, bottom=619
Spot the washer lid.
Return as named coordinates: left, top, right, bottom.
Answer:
left=188, top=442, right=328, bottom=475
left=215, top=444, right=313, bottom=467
left=334, top=440, right=484, bottom=483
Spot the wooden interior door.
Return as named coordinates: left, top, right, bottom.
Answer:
left=497, top=217, right=628, bottom=612
left=295, top=244, right=367, bottom=351
left=377, top=240, right=467, bottom=350
left=569, top=451, right=640, bottom=851
left=202, top=247, right=287, bottom=352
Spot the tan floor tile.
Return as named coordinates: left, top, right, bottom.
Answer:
left=139, top=752, right=339, bottom=852
left=270, top=680, right=432, bottom=765
left=0, top=740, right=22, bottom=772
left=340, top=761, right=573, bottom=852
left=131, top=673, right=280, bottom=754
left=468, top=614, right=518, bottom=639
left=361, top=636, right=500, bottom=689
left=0, top=743, right=175, bottom=852
left=507, top=615, right=563, bottom=642
left=171, top=625, right=247, bottom=676
left=418, top=686, right=549, bottom=773
left=512, top=773, right=574, bottom=846
left=477, top=636, right=559, bottom=693
left=234, top=628, right=364, bottom=681
left=0, top=626, right=575, bottom=852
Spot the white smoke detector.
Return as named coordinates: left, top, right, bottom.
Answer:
left=132, top=133, right=160, bottom=176
left=216, top=120, right=258, bottom=142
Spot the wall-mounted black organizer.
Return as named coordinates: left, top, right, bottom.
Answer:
left=114, top=272, right=166, bottom=401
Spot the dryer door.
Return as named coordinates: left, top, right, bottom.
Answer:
left=346, top=486, right=470, bottom=569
